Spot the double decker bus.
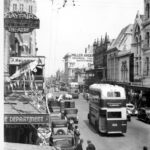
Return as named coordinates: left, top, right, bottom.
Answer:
left=87, top=84, right=127, bottom=134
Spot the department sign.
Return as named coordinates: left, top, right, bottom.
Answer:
left=4, top=114, right=50, bottom=124
left=4, top=11, right=40, bottom=33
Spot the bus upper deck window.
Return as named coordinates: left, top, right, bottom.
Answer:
left=107, top=92, right=121, bottom=97
left=114, top=92, right=120, bottom=97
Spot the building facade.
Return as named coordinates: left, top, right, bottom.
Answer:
left=4, top=0, right=44, bottom=94
left=107, top=24, right=133, bottom=84
left=63, top=51, right=93, bottom=84
left=142, top=0, right=150, bottom=87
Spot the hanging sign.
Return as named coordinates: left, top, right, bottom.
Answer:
left=4, top=11, right=40, bottom=33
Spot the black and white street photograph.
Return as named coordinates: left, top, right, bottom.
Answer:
left=2, top=0, right=150, bottom=150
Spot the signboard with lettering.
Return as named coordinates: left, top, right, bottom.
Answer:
left=4, top=114, right=50, bottom=124
left=4, top=11, right=40, bottom=33
left=71, top=53, right=93, bottom=62
left=10, top=57, right=45, bottom=65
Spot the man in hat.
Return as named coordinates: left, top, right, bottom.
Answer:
left=75, top=139, right=83, bottom=150
left=86, top=140, right=96, bottom=150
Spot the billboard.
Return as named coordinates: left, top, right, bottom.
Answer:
left=4, top=11, right=40, bottom=33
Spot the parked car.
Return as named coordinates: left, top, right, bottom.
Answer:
left=126, top=103, right=138, bottom=116
left=68, top=89, right=79, bottom=99
left=137, top=107, right=150, bottom=123
left=83, top=92, right=90, bottom=100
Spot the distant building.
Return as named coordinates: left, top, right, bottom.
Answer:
left=63, top=51, right=93, bottom=84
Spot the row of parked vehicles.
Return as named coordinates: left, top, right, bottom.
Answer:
left=46, top=93, right=79, bottom=149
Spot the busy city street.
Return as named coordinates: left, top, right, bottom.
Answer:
left=3, top=0, right=150, bottom=150
left=51, top=90, right=150, bottom=150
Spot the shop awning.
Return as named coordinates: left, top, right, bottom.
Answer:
left=10, top=60, right=38, bottom=80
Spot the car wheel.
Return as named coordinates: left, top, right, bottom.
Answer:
left=146, top=118, right=150, bottom=124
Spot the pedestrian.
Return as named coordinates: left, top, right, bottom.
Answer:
left=143, top=146, right=148, bottom=150
left=75, top=139, right=83, bottom=150
left=74, top=126, right=80, bottom=146
left=86, top=140, right=96, bottom=150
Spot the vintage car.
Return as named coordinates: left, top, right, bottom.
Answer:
left=68, top=89, right=79, bottom=99
left=126, top=103, right=138, bottom=116
left=60, top=100, right=75, bottom=115
left=137, top=107, right=150, bottom=123
left=64, top=108, right=79, bottom=124
left=48, top=101, right=61, bottom=113
left=58, top=93, right=72, bottom=101
left=50, top=120, right=75, bottom=150
left=50, top=134, right=75, bottom=150
left=83, top=92, right=90, bottom=100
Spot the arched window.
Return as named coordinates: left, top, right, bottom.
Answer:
left=136, top=37, right=138, bottom=54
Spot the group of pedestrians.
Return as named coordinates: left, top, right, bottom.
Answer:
left=75, top=138, right=96, bottom=150
left=73, top=125, right=96, bottom=150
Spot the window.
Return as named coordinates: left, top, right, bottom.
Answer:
left=146, top=32, right=150, bottom=46
left=136, top=62, right=139, bottom=75
left=13, top=4, right=17, bottom=11
left=107, top=112, right=121, bottom=118
left=107, top=92, right=121, bottom=97
left=146, top=3, right=150, bottom=18
left=146, top=57, right=149, bottom=76
left=29, top=5, right=33, bottom=13
left=20, top=4, right=24, bottom=11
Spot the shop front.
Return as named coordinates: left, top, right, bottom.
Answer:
left=4, top=114, right=50, bottom=145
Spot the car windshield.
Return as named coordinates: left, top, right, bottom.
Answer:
left=50, top=101, right=60, bottom=106
left=53, top=138, right=73, bottom=148
left=127, top=105, right=134, bottom=108
left=146, top=110, right=150, bottom=113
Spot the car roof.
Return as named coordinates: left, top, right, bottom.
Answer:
left=126, top=103, right=134, bottom=106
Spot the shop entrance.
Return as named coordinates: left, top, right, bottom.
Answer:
left=4, top=124, right=38, bottom=144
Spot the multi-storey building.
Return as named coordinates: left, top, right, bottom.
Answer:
left=4, top=0, right=45, bottom=94
left=131, top=11, right=144, bottom=86
left=107, top=24, right=133, bottom=85
left=63, top=50, right=93, bottom=84
left=142, top=0, right=150, bottom=87
left=84, top=35, right=110, bottom=87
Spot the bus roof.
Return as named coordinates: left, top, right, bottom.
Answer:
left=89, top=84, right=126, bottom=99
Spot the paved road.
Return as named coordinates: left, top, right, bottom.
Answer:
left=75, top=94, right=150, bottom=150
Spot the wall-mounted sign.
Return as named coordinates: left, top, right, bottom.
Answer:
left=10, top=56, right=45, bottom=65
left=4, top=11, right=40, bottom=33
left=4, top=114, right=49, bottom=124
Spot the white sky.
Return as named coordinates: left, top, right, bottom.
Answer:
left=36, top=0, right=144, bottom=77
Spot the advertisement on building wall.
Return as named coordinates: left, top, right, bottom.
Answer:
left=4, top=11, right=40, bottom=33
left=68, top=53, right=93, bottom=69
